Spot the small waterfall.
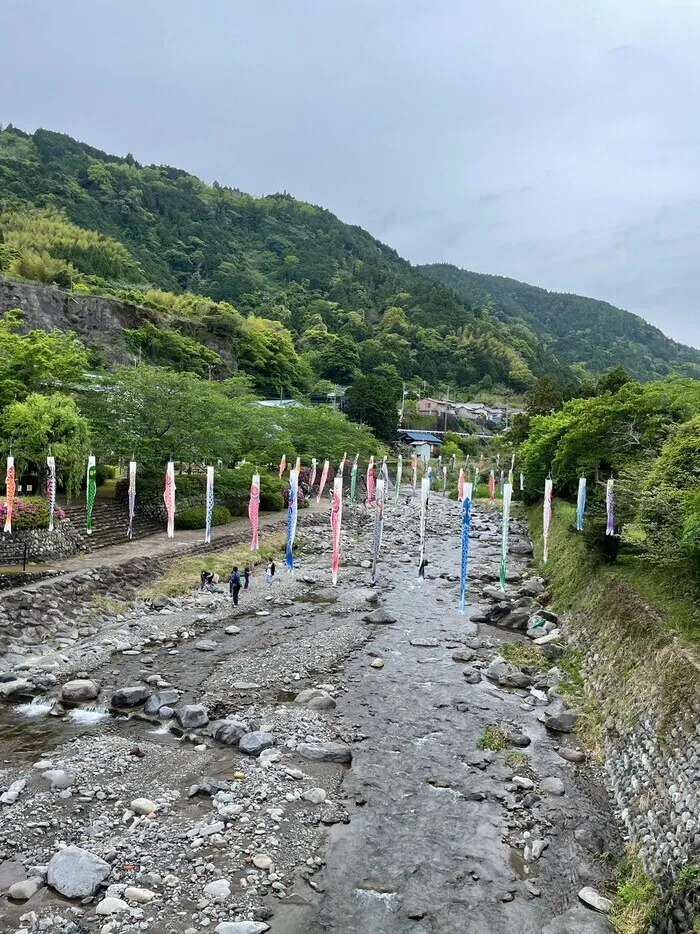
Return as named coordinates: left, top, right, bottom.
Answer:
left=66, top=706, right=111, bottom=725
left=14, top=697, right=54, bottom=718
left=148, top=721, right=172, bottom=736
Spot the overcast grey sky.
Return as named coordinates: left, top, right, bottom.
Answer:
left=2, top=0, right=700, bottom=344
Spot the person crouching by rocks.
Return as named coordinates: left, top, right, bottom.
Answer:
left=200, top=569, right=214, bottom=590
left=229, top=566, right=242, bottom=605
left=243, top=564, right=251, bottom=590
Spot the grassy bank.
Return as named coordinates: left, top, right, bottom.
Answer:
left=139, top=534, right=285, bottom=598
left=526, top=500, right=700, bottom=932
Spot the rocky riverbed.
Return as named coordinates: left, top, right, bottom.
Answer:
left=0, top=494, right=620, bottom=934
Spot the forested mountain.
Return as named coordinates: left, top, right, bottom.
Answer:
left=0, top=126, right=565, bottom=397
left=419, top=263, right=700, bottom=382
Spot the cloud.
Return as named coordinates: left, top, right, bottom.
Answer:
left=2, top=0, right=699, bottom=345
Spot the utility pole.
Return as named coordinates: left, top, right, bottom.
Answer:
left=444, top=387, right=449, bottom=433
left=400, top=382, right=406, bottom=426
left=505, top=399, right=510, bottom=431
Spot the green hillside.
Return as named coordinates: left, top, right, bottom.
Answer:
left=0, top=125, right=566, bottom=397
left=418, top=263, right=700, bottom=382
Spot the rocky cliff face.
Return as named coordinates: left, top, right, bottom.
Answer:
left=0, top=278, right=150, bottom=362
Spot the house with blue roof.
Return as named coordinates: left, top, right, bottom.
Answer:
left=398, top=429, right=443, bottom=459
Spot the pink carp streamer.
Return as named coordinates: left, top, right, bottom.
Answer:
left=543, top=478, right=553, bottom=563
left=4, top=456, right=16, bottom=534
left=278, top=455, right=286, bottom=479
left=411, top=453, right=417, bottom=493
left=366, top=456, right=375, bottom=506
left=317, top=459, right=330, bottom=503
left=489, top=469, right=496, bottom=504
left=249, top=473, right=260, bottom=550
left=458, top=467, right=465, bottom=502
left=164, top=461, right=176, bottom=538
left=606, top=478, right=615, bottom=535
left=330, top=477, right=343, bottom=585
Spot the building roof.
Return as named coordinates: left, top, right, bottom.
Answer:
left=399, top=430, right=442, bottom=444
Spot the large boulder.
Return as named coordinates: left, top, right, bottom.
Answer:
left=485, top=657, right=533, bottom=689
left=212, top=719, right=250, bottom=745
left=47, top=845, right=111, bottom=898
left=215, top=923, right=270, bottom=934
left=143, top=690, right=180, bottom=715
left=111, top=686, right=150, bottom=708
left=176, top=705, right=209, bottom=730
left=541, top=906, right=614, bottom=934
left=363, top=609, right=397, bottom=625
left=61, top=679, right=99, bottom=702
left=544, top=711, right=579, bottom=733
left=297, top=742, right=352, bottom=764
left=238, top=731, right=274, bottom=756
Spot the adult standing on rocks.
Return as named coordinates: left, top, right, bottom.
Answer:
left=266, top=560, right=276, bottom=584
left=243, top=564, right=251, bottom=590
left=229, top=566, right=241, bottom=605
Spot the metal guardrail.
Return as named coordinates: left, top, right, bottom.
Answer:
left=0, top=542, right=28, bottom=571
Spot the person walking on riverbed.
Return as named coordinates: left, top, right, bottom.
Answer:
left=229, top=566, right=241, bottom=605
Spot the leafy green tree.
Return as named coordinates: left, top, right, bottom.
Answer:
left=0, top=393, right=90, bottom=495
left=346, top=374, right=400, bottom=442
left=280, top=405, right=377, bottom=462
left=525, top=377, right=564, bottom=416
left=596, top=366, right=631, bottom=396
left=237, top=316, right=310, bottom=395
left=0, top=309, right=89, bottom=409
left=123, top=321, right=224, bottom=376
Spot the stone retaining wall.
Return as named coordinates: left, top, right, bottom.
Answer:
left=0, top=523, right=83, bottom=563
left=566, top=604, right=700, bottom=933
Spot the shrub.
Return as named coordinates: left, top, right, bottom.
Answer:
left=95, top=464, right=116, bottom=486
left=283, top=486, right=305, bottom=508
left=261, top=491, right=284, bottom=511
left=0, top=497, right=65, bottom=530
left=174, top=505, right=231, bottom=530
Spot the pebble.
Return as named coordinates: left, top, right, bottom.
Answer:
left=203, top=879, right=231, bottom=899
left=370, top=658, right=384, bottom=668
left=302, top=788, right=327, bottom=804
left=224, top=625, right=241, bottom=635
left=252, top=855, right=273, bottom=870
left=8, top=877, right=43, bottom=900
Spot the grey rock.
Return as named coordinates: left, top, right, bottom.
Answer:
left=215, top=923, right=270, bottom=934
left=176, top=704, right=209, bottom=730
left=463, top=668, right=482, bottom=684
left=307, top=693, right=337, bottom=711
left=578, top=887, right=613, bottom=913
left=224, top=625, right=241, bottom=635
left=0, top=678, right=32, bottom=697
left=8, top=877, right=43, bottom=901
left=363, top=609, right=397, bottom=625
left=143, top=690, right=180, bottom=715
left=556, top=747, right=586, bottom=763
left=520, top=579, right=545, bottom=596
left=452, top=649, right=476, bottom=663
left=541, top=906, right=614, bottom=933
left=42, top=769, right=75, bottom=789
left=302, top=787, right=327, bottom=804
left=195, top=639, right=217, bottom=652
left=238, top=731, right=275, bottom=756
left=61, top=679, right=99, bottom=701
left=410, top=638, right=440, bottom=647
left=544, top=711, right=579, bottom=733
left=540, top=776, right=566, bottom=796
left=47, top=845, right=111, bottom=898
left=159, top=706, right=175, bottom=719
left=212, top=719, right=250, bottom=745
left=294, top=688, right=326, bottom=705
left=95, top=895, right=129, bottom=915
left=486, top=657, right=534, bottom=689
left=111, top=686, right=150, bottom=708
left=297, top=741, right=352, bottom=764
